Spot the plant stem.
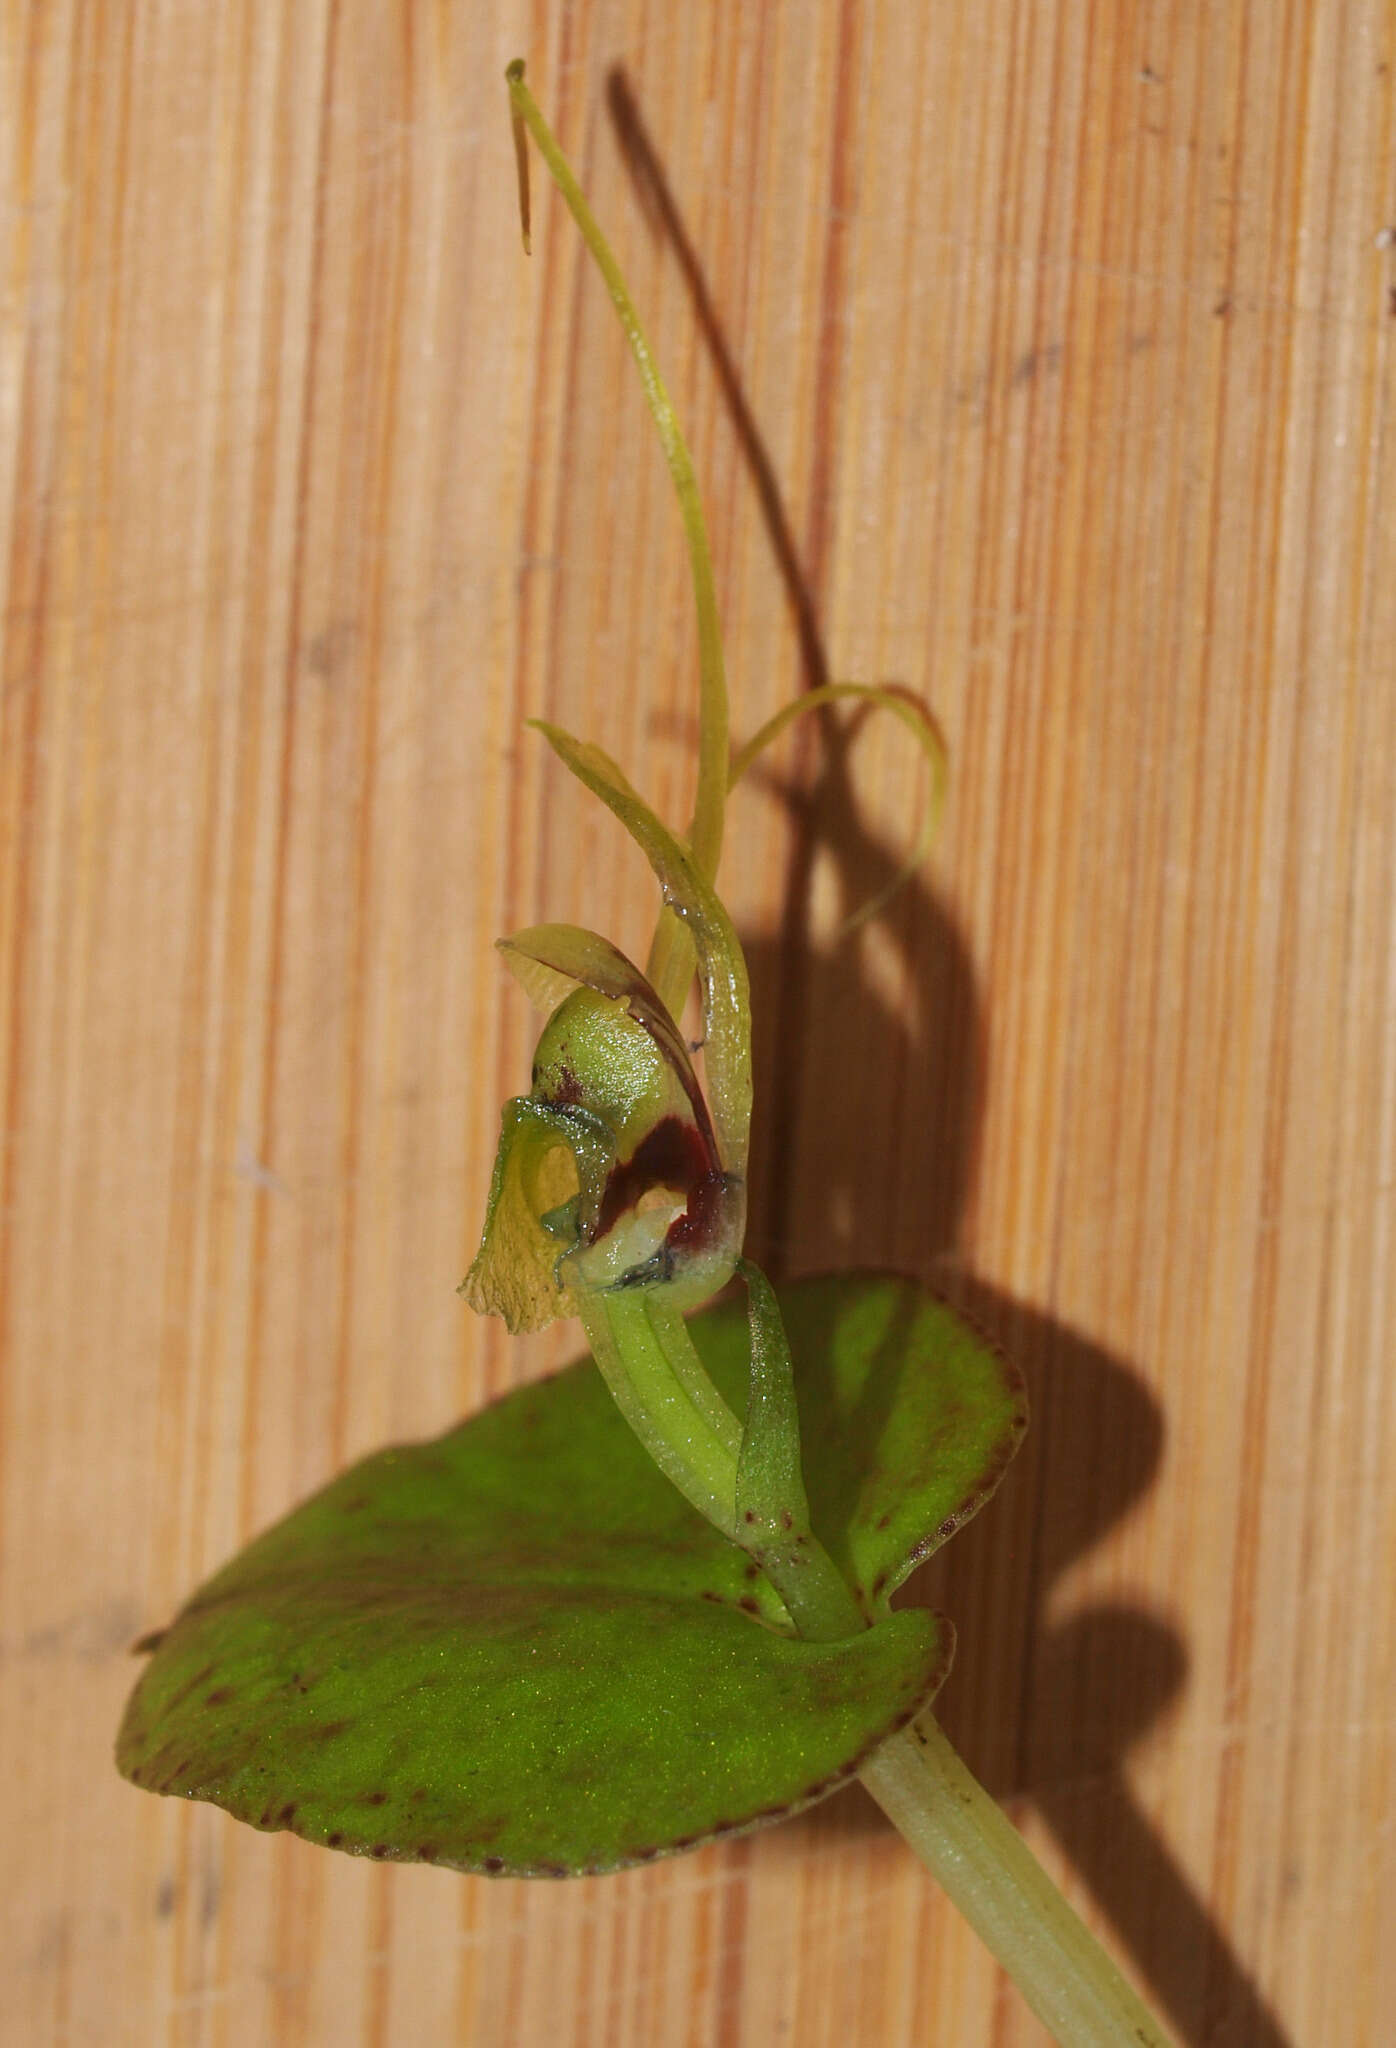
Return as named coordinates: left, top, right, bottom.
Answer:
left=578, top=1292, right=740, bottom=1540
left=591, top=1280, right=1173, bottom=2046
left=645, top=1291, right=744, bottom=1456
left=860, top=1717, right=1174, bottom=2047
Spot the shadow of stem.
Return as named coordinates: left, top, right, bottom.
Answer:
left=605, top=65, right=1292, bottom=2048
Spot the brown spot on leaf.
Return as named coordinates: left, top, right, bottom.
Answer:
left=327, top=1832, right=344, bottom=1848
left=364, top=1790, right=388, bottom=1807
left=481, top=1856, right=505, bottom=1874
left=417, top=1844, right=439, bottom=1862
left=738, top=1596, right=759, bottom=1615
left=370, top=1844, right=392, bottom=1859
left=166, top=1663, right=217, bottom=1711
left=204, top=1687, right=235, bottom=1706
left=277, top=1803, right=298, bottom=1826
left=132, top=1628, right=168, bottom=1655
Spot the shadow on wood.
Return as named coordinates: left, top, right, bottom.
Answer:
left=608, top=65, right=1291, bottom=2048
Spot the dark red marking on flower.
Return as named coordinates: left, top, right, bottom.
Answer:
left=540, top=1061, right=584, bottom=1107
left=664, top=1166, right=733, bottom=1257
left=594, top=1116, right=717, bottom=1241
left=738, top=1597, right=760, bottom=1616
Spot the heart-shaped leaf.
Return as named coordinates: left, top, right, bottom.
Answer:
left=118, top=1274, right=1022, bottom=1874
left=695, top=1274, right=1028, bottom=1614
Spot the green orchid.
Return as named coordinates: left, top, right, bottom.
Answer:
left=113, top=64, right=1173, bottom=2048
left=462, top=749, right=752, bottom=1337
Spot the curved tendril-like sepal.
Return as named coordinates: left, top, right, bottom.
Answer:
left=730, top=682, right=950, bottom=936
left=506, top=59, right=729, bottom=1030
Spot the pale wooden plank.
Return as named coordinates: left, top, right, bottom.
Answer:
left=4, top=3, right=1394, bottom=2043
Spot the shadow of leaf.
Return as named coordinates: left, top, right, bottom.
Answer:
left=607, top=65, right=1292, bottom=2048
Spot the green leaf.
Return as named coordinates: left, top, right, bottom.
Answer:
left=696, top=1274, right=1028, bottom=1613
left=117, top=1274, right=1022, bottom=1874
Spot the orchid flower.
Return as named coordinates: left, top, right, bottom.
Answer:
left=462, top=738, right=752, bottom=1337
left=459, top=66, right=947, bottom=1550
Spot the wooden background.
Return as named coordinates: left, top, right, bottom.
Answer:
left=4, top=2, right=1394, bottom=2042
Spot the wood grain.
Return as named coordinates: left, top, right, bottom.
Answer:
left=4, top=2, right=1394, bottom=2042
